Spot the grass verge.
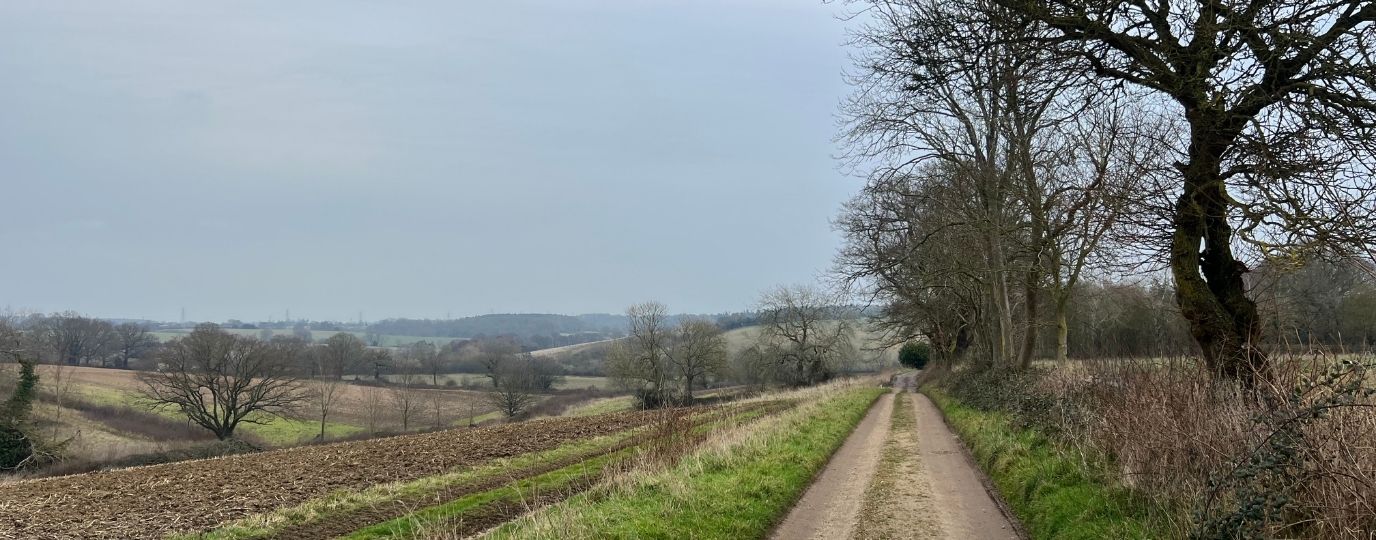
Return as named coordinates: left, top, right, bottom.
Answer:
left=924, top=388, right=1167, bottom=539
left=483, top=382, right=886, bottom=539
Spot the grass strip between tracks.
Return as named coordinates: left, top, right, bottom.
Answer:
left=482, top=383, right=886, bottom=539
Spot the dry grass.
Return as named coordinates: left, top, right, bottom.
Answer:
left=1033, top=355, right=1376, bottom=538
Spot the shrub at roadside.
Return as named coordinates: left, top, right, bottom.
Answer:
left=898, top=342, right=931, bottom=370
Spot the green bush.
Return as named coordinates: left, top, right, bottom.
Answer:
left=0, top=360, right=38, bottom=470
left=0, top=426, right=32, bottom=470
left=898, top=342, right=931, bottom=369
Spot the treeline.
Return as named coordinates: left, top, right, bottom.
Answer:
left=609, top=286, right=872, bottom=408
left=0, top=312, right=159, bottom=369
left=1028, top=261, right=1376, bottom=360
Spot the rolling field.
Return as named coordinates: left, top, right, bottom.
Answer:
left=31, top=365, right=497, bottom=448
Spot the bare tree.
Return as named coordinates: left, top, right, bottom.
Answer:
left=112, top=322, right=158, bottom=369
left=138, top=324, right=305, bottom=440
left=405, top=341, right=443, bottom=386
left=486, top=354, right=540, bottom=418
left=30, top=313, right=116, bottom=366
left=986, top=0, right=1376, bottom=382
left=362, top=385, right=386, bottom=435
left=389, top=362, right=425, bottom=431
left=365, top=348, right=392, bottom=381
left=311, top=377, right=344, bottom=441
left=667, top=318, right=727, bottom=402
left=606, top=302, right=675, bottom=408
left=756, top=286, right=855, bottom=385
left=319, top=332, right=365, bottom=379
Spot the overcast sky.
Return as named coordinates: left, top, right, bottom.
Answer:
left=0, top=0, right=862, bottom=322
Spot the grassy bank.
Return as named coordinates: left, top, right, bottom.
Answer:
left=924, top=388, right=1166, bottom=539
left=484, top=382, right=886, bottom=539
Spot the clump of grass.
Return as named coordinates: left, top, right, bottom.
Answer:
left=482, top=380, right=886, bottom=539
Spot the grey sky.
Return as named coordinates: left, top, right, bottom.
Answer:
left=0, top=0, right=859, bottom=322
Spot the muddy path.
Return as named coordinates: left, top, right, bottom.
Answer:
left=773, top=378, right=1021, bottom=540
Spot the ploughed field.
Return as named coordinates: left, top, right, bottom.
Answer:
left=0, top=401, right=788, bottom=540
left=0, top=411, right=663, bottom=539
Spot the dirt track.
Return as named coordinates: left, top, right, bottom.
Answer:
left=0, top=411, right=667, bottom=540
left=771, top=392, right=894, bottom=539
left=773, top=378, right=1020, bottom=539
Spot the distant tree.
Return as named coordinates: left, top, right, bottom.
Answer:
left=607, top=302, right=674, bottom=408
left=257, top=328, right=275, bottom=341
left=365, top=330, right=384, bottom=347
left=388, top=362, right=425, bottom=431
left=269, top=335, right=312, bottom=377
left=311, top=376, right=344, bottom=441
left=30, top=313, right=116, bottom=366
left=756, top=286, right=854, bottom=386
left=729, top=344, right=776, bottom=391
left=365, top=348, right=392, bottom=381
left=668, top=318, right=727, bottom=402
left=112, top=322, right=158, bottom=369
left=486, top=355, right=540, bottom=418
left=362, top=385, right=386, bottom=435
left=139, top=324, right=305, bottom=440
left=319, top=332, right=365, bottom=379
left=292, top=323, right=313, bottom=343
left=898, top=342, right=930, bottom=370
left=405, top=341, right=443, bottom=385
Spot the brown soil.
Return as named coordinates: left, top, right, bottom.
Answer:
left=0, top=411, right=667, bottom=540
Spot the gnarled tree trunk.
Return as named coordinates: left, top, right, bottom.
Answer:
left=1171, top=118, right=1268, bottom=385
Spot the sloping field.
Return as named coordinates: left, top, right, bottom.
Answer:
left=34, top=365, right=496, bottom=445
left=0, top=411, right=670, bottom=539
